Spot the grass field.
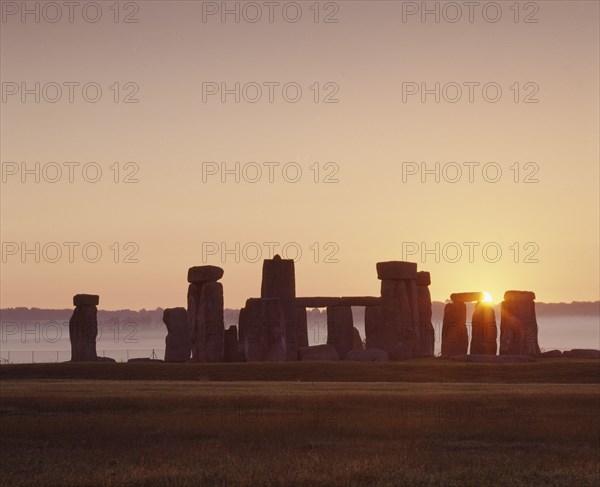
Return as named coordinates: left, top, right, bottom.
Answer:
left=1, top=360, right=599, bottom=486
left=1, top=357, right=599, bottom=383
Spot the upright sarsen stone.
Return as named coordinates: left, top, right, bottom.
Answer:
left=326, top=306, right=354, bottom=359
left=261, top=254, right=295, bottom=299
left=187, top=266, right=224, bottom=362
left=381, top=279, right=416, bottom=359
left=416, top=272, right=435, bottom=357
left=241, top=298, right=287, bottom=361
left=500, top=291, right=540, bottom=356
left=260, top=254, right=297, bottom=360
left=163, top=307, right=191, bottom=362
left=364, top=305, right=384, bottom=351
left=441, top=302, right=468, bottom=357
left=224, top=325, right=241, bottom=362
left=197, top=281, right=225, bottom=362
left=470, top=302, right=497, bottom=355
left=295, top=306, right=309, bottom=350
left=69, top=294, right=99, bottom=362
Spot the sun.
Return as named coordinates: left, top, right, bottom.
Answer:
left=482, top=292, right=493, bottom=302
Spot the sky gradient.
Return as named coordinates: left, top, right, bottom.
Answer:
left=1, top=0, right=599, bottom=309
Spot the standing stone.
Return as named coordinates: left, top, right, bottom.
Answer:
left=69, top=294, right=99, bottom=362
left=441, top=302, right=468, bottom=357
left=261, top=254, right=295, bottom=298
left=260, top=254, right=296, bottom=360
left=352, top=326, right=363, bottom=351
left=224, top=325, right=241, bottom=362
left=198, top=281, right=225, bottom=362
left=326, top=306, right=354, bottom=359
left=163, top=307, right=191, bottom=363
left=470, top=302, right=497, bottom=355
left=376, top=261, right=420, bottom=359
left=241, top=298, right=287, bottom=361
left=416, top=272, right=435, bottom=357
left=187, top=266, right=225, bottom=362
left=381, top=279, right=416, bottom=359
left=295, top=307, right=309, bottom=350
left=500, top=291, right=540, bottom=356
left=408, top=279, right=421, bottom=357
left=365, top=305, right=384, bottom=350
left=237, top=307, right=248, bottom=361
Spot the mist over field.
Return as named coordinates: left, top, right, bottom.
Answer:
left=2, top=302, right=598, bottom=363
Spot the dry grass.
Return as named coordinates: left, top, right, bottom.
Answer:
left=1, top=374, right=599, bottom=486
left=1, top=357, right=599, bottom=383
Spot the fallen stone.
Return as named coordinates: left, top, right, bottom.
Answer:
left=346, top=348, right=389, bottom=362
left=73, top=294, right=99, bottom=306
left=96, top=356, right=116, bottom=363
left=376, top=261, right=417, bottom=280
left=127, top=358, right=164, bottom=363
left=563, top=349, right=600, bottom=359
left=441, top=302, right=468, bottom=357
left=470, top=302, right=497, bottom=355
left=450, top=292, right=484, bottom=303
left=540, top=349, right=563, bottom=357
left=187, top=265, right=224, bottom=284
left=450, top=354, right=535, bottom=363
left=504, top=290, right=536, bottom=301
left=298, top=344, right=339, bottom=361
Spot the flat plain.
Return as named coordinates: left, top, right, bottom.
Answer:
left=1, top=359, right=599, bottom=486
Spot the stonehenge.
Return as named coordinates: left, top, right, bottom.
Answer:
left=500, top=291, right=541, bottom=356
left=163, top=307, right=191, bottom=362
left=65, top=259, right=546, bottom=365
left=69, top=294, right=99, bottom=362
left=187, top=266, right=225, bottom=362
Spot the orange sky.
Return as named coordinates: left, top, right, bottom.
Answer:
left=1, top=0, right=598, bottom=309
